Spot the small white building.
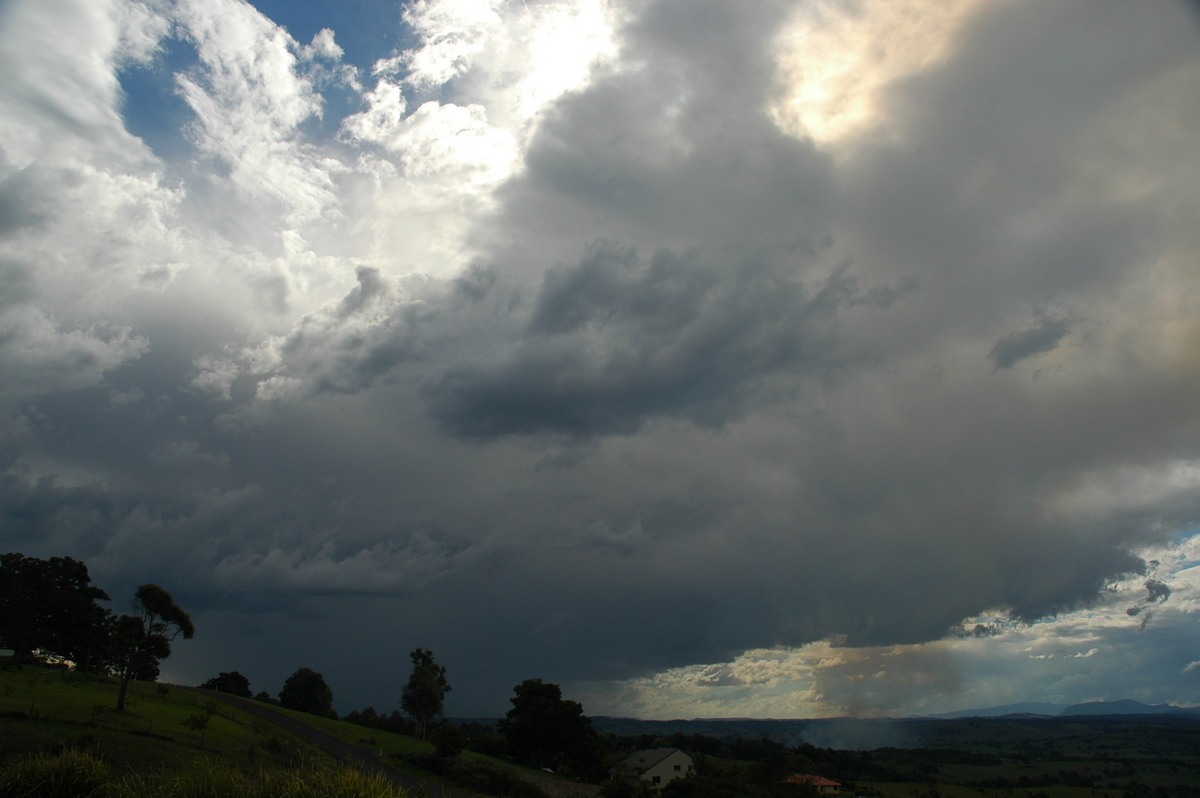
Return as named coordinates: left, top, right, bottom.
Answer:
left=617, top=748, right=695, bottom=789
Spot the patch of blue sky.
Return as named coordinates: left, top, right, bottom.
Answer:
left=242, top=0, right=423, bottom=144
left=1172, top=525, right=1200, bottom=546
left=118, top=1, right=421, bottom=162
left=118, top=36, right=199, bottom=164
left=246, top=0, right=417, bottom=71
left=307, top=89, right=362, bottom=144
left=1171, top=525, right=1200, bottom=571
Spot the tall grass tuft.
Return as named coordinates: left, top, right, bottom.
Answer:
left=0, top=748, right=111, bottom=797
left=269, top=766, right=404, bottom=798
left=107, top=762, right=405, bottom=798
left=111, top=763, right=233, bottom=798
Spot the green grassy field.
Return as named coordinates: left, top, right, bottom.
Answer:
left=0, top=662, right=423, bottom=796
left=0, top=663, right=570, bottom=798
left=0, top=664, right=324, bottom=774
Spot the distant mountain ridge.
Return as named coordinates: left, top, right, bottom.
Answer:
left=466, top=701, right=1200, bottom=751
left=1061, top=699, right=1195, bottom=716
left=925, top=702, right=1064, bottom=718
left=921, top=699, right=1198, bottom=719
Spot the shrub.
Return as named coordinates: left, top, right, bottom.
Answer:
left=182, top=712, right=210, bottom=732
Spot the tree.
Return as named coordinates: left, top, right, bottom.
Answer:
left=279, top=667, right=334, bottom=716
left=199, top=670, right=252, bottom=698
left=401, top=648, right=451, bottom=739
left=500, top=678, right=602, bottom=778
left=0, top=552, right=111, bottom=664
left=113, top=584, right=194, bottom=711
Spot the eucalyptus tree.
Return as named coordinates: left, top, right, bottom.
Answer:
left=113, top=584, right=194, bottom=711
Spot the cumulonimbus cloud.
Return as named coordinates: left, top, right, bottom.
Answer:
left=2, top=0, right=1200, bottom=718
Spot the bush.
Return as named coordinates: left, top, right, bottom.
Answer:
left=432, top=720, right=464, bottom=760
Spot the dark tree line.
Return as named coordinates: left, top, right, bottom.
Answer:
left=0, top=552, right=193, bottom=711
left=200, top=670, right=252, bottom=698
left=0, top=552, right=111, bottom=669
left=340, top=666, right=606, bottom=781
left=198, top=666, right=337, bottom=718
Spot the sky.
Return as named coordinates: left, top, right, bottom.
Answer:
left=2, top=0, right=1200, bottom=721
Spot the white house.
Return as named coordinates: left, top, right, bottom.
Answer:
left=617, top=748, right=695, bottom=789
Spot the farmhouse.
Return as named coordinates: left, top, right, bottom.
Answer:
left=615, top=748, right=695, bottom=789
left=786, top=774, right=843, bottom=793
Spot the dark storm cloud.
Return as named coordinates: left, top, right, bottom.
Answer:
left=141, top=0, right=1200, bottom=713
left=425, top=243, right=889, bottom=438
left=834, top=1, right=1197, bottom=343
left=0, top=472, right=122, bottom=549
left=5, top=0, right=1200, bottom=718
left=418, top=0, right=860, bottom=439
left=988, top=316, right=1071, bottom=370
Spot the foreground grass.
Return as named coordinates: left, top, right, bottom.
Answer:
left=0, top=748, right=407, bottom=797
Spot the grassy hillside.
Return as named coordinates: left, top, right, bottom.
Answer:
left=0, top=663, right=319, bottom=773
left=0, top=662, right=580, bottom=798
left=0, top=662, right=416, bottom=796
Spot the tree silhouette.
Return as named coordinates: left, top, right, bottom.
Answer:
left=113, top=584, right=194, bottom=711
left=402, top=648, right=452, bottom=739
left=500, top=678, right=601, bottom=778
left=279, top=667, right=335, bottom=716
left=0, top=552, right=110, bottom=665
left=200, top=670, right=252, bottom=698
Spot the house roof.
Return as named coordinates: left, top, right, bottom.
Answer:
left=621, top=748, right=689, bottom=771
left=786, top=774, right=841, bottom=787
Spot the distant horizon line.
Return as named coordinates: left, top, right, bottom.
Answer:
left=446, top=698, right=1200, bottom=724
